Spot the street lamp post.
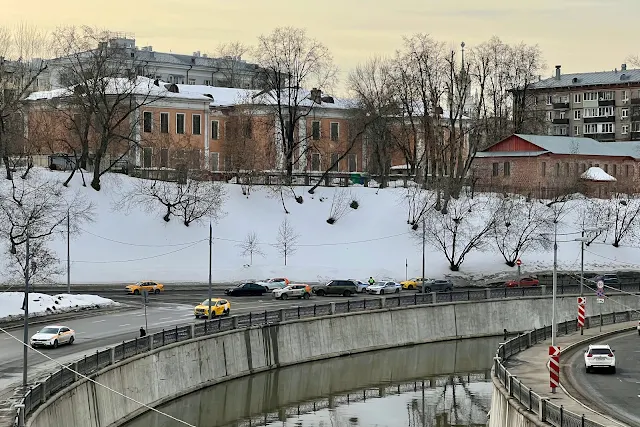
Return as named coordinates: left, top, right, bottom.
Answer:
left=421, top=217, right=426, bottom=295
left=551, top=220, right=558, bottom=347
left=208, top=222, right=212, bottom=320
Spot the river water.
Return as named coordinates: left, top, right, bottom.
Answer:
left=122, top=336, right=501, bottom=427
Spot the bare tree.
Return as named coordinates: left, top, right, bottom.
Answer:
left=215, top=41, right=251, bottom=88
left=404, top=185, right=435, bottom=229
left=0, top=23, right=49, bottom=180
left=252, top=27, right=337, bottom=177
left=492, top=195, right=553, bottom=266
left=176, top=180, right=226, bottom=227
left=274, top=217, right=298, bottom=266
left=423, top=195, right=497, bottom=271
left=237, top=231, right=265, bottom=265
left=605, top=192, right=640, bottom=247
left=326, top=188, right=351, bottom=224
left=574, top=197, right=609, bottom=246
left=0, top=169, right=93, bottom=283
left=51, top=26, right=164, bottom=191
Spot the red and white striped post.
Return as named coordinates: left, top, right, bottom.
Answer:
left=549, top=345, right=560, bottom=393
left=577, top=297, right=586, bottom=331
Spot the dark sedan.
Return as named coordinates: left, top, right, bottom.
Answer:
left=224, top=283, right=268, bottom=296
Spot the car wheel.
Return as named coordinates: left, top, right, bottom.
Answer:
left=69, top=336, right=74, bottom=345
left=343, top=290, right=352, bottom=297
left=53, top=340, right=59, bottom=349
left=380, top=290, right=384, bottom=295
left=133, top=289, right=140, bottom=295
left=395, top=288, right=400, bottom=293
left=425, top=287, right=432, bottom=293
left=282, top=293, right=289, bottom=300
left=409, top=285, right=415, bottom=290
left=303, top=293, right=310, bottom=300
left=224, top=309, right=230, bottom=316
left=611, top=367, right=616, bottom=374
left=585, top=365, right=590, bottom=373
left=316, top=290, right=326, bottom=296
left=154, top=289, right=160, bottom=294
left=445, top=287, right=452, bottom=292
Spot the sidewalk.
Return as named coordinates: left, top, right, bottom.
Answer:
left=506, top=321, right=635, bottom=427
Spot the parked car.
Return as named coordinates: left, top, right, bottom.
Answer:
left=349, top=279, right=369, bottom=293
left=504, top=277, right=539, bottom=288
left=30, top=325, right=75, bottom=349
left=366, top=281, right=401, bottom=295
left=257, top=278, right=290, bottom=290
left=400, top=277, right=429, bottom=290
left=273, top=284, right=312, bottom=300
left=126, top=281, right=164, bottom=295
left=637, top=320, right=640, bottom=335
left=224, top=283, right=268, bottom=296
left=584, top=344, right=616, bottom=373
left=312, top=280, right=357, bottom=297
left=417, top=279, right=453, bottom=293
left=194, top=298, right=231, bottom=318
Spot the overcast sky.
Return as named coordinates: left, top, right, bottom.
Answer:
left=2, top=0, right=638, bottom=94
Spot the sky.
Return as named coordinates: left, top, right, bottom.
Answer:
left=1, top=0, right=638, bottom=95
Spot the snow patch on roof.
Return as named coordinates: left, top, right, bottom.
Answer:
left=581, top=167, right=617, bottom=182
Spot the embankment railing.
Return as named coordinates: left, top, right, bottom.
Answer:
left=494, top=310, right=638, bottom=427
left=12, top=283, right=640, bottom=426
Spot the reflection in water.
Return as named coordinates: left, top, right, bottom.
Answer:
left=123, top=336, right=501, bottom=427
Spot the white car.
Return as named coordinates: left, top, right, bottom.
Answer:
left=30, top=325, right=75, bottom=349
left=584, top=344, right=616, bottom=373
left=637, top=320, right=640, bottom=335
left=366, top=281, right=401, bottom=295
left=256, top=278, right=289, bottom=290
left=272, top=284, right=312, bottom=300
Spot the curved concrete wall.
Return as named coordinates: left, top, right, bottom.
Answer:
left=27, top=293, right=640, bottom=427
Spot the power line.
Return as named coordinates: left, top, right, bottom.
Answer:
left=0, top=325, right=196, bottom=427
left=583, top=248, right=640, bottom=269
left=212, top=232, right=412, bottom=247
left=71, top=240, right=204, bottom=264
left=78, top=228, right=206, bottom=247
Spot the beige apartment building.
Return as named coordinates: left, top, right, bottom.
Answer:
left=529, top=64, right=640, bottom=142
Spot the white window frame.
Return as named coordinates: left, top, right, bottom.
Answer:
left=622, top=108, right=629, bottom=119
left=601, top=123, right=614, bottom=133
left=573, top=110, right=581, bottom=120
left=210, top=152, right=219, bottom=171
left=192, top=114, right=201, bottom=135
left=311, top=153, right=321, bottom=171
left=584, top=124, right=597, bottom=134
left=160, top=112, right=169, bottom=134
left=546, top=111, right=553, bottom=121
left=584, top=92, right=598, bottom=101
left=330, top=122, right=339, bottom=141
left=574, top=125, right=580, bottom=136
left=622, top=90, right=629, bottom=101
left=211, top=120, right=220, bottom=140
left=311, top=120, right=321, bottom=140
left=347, top=153, right=357, bottom=172
left=188, top=78, right=196, bottom=85
left=143, top=111, right=153, bottom=132
left=622, top=124, right=629, bottom=134
left=176, top=113, right=185, bottom=134
left=546, top=95, right=552, bottom=105
left=573, top=93, right=582, bottom=103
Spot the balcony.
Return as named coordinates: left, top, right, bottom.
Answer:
left=598, top=99, right=615, bottom=107
left=631, top=131, right=640, bottom=141
left=552, top=102, right=570, bottom=109
left=631, top=95, right=640, bottom=105
left=593, top=133, right=616, bottom=142
left=584, top=116, right=616, bottom=124
left=552, top=118, right=569, bottom=125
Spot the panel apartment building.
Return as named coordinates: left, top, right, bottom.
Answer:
left=529, top=64, right=640, bottom=142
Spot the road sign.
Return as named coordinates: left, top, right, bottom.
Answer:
left=597, top=280, right=604, bottom=289
left=597, top=298, right=605, bottom=304
left=549, top=346, right=560, bottom=391
left=577, top=297, right=586, bottom=306
left=516, top=259, right=522, bottom=266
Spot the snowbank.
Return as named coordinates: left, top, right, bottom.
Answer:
left=0, top=292, right=117, bottom=322
left=1, top=169, right=640, bottom=285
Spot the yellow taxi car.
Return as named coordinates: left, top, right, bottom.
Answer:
left=125, top=281, right=165, bottom=295
left=400, top=277, right=428, bottom=290
left=194, top=298, right=231, bottom=319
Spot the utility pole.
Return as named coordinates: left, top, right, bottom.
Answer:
left=67, top=209, right=71, bottom=294
left=208, top=222, right=212, bottom=320
left=580, top=230, right=584, bottom=298
left=22, top=235, right=30, bottom=389
left=421, top=217, right=426, bottom=294
left=551, top=220, right=558, bottom=347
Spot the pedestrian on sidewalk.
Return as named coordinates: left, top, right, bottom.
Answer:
left=140, top=327, right=146, bottom=337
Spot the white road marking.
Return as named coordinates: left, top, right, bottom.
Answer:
left=92, top=320, right=105, bottom=323
left=119, top=324, right=131, bottom=327
left=158, top=317, right=172, bottom=321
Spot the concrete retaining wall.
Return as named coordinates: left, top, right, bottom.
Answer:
left=28, top=293, right=640, bottom=427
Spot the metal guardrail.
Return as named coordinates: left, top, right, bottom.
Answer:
left=13, top=283, right=640, bottom=426
left=494, top=310, right=638, bottom=427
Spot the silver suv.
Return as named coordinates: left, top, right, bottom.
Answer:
left=417, top=279, right=453, bottom=293
left=584, top=344, right=616, bottom=373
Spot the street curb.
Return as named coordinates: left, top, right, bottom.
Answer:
left=544, top=325, right=635, bottom=427
left=0, top=304, right=138, bottom=331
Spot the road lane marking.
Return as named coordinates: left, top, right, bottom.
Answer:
left=92, top=320, right=106, bottom=323
left=158, top=317, right=172, bottom=321
left=119, top=324, right=131, bottom=327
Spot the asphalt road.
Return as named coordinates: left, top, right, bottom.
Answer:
left=563, top=330, right=640, bottom=426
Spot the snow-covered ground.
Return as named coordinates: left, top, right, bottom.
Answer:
left=0, top=292, right=117, bottom=322
left=1, top=169, right=640, bottom=286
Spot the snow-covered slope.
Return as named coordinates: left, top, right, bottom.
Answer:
left=1, top=170, right=640, bottom=285
left=0, top=292, right=117, bottom=321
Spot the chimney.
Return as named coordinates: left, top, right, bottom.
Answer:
left=555, top=65, right=561, bottom=80
left=622, top=63, right=627, bottom=71
left=310, top=88, right=322, bottom=103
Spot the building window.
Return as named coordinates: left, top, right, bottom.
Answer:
left=160, top=148, right=168, bottom=167
left=176, top=113, right=185, bottom=134
left=347, top=154, right=357, bottom=172
left=204, top=79, right=211, bottom=86
left=211, top=121, right=220, bottom=140
left=573, top=162, right=579, bottom=176
left=503, top=162, right=510, bottom=177
left=192, top=114, right=201, bottom=135
left=584, top=92, right=598, bottom=101
left=574, top=110, right=581, bottom=120
left=143, top=111, right=152, bottom=132
left=584, top=124, right=597, bottom=134
left=243, top=120, right=253, bottom=138
left=160, top=113, right=169, bottom=133
left=189, top=150, right=200, bottom=169
left=546, top=95, right=552, bottom=105
left=604, top=164, right=608, bottom=173
left=622, top=90, right=629, bottom=102
left=574, top=93, right=582, bottom=103
left=601, top=123, right=614, bottom=133
left=492, top=162, right=499, bottom=177
left=330, top=122, right=339, bottom=141
left=188, top=78, right=196, bottom=85
left=311, top=153, right=321, bottom=171
left=581, top=164, right=586, bottom=173
left=555, top=163, right=560, bottom=177
left=633, top=122, right=640, bottom=132
left=574, top=126, right=580, bottom=136
left=210, top=152, right=219, bottom=171
left=312, top=121, right=320, bottom=140
left=224, top=154, right=232, bottom=171
left=622, top=108, right=629, bottom=119
left=541, top=162, right=546, bottom=176
left=613, top=164, right=617, bottom=176
left=622, top=125, right=629, bottom=134
left=564, top=163, right=569, bottom=176
left=546, top=111, right=552, bottom=121
left=598, top=91, right=615, bottom=100
left=330, top=153, right=340, bottom=171
left=626, top=164, right=632, bottom=177
left=143, top=147, right=152, bottom=168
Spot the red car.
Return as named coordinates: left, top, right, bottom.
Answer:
left=505, top=277, right=539, bottom=288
